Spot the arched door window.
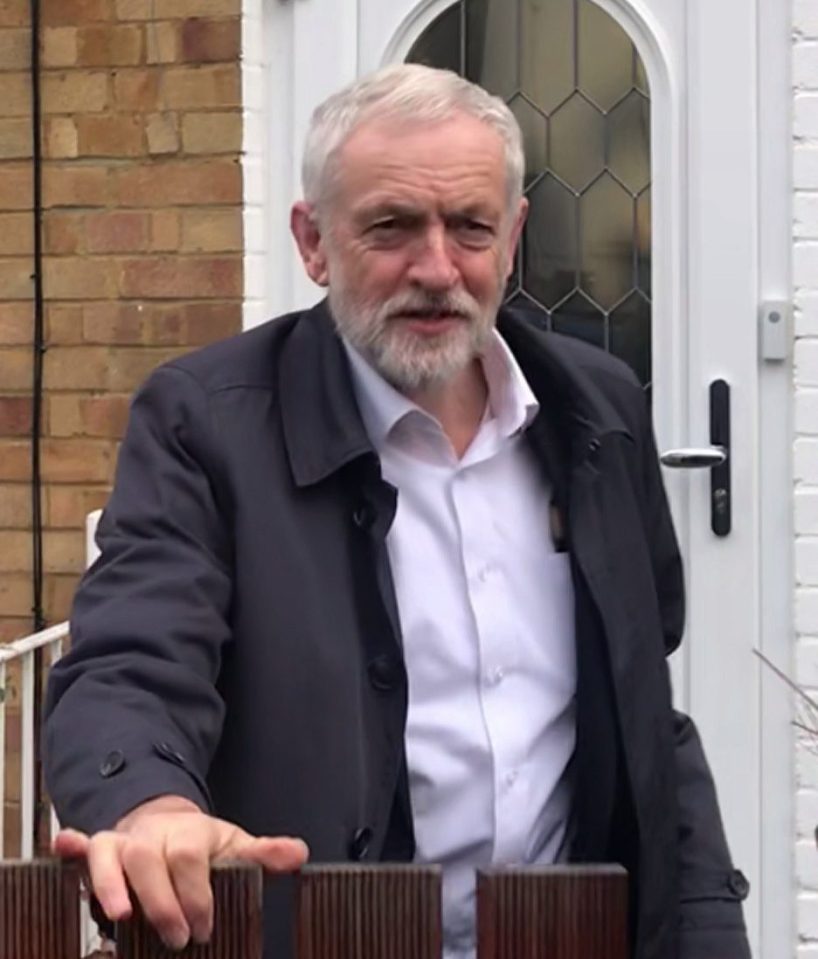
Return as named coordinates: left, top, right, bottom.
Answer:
left=407, top=0, right=652, bottom=388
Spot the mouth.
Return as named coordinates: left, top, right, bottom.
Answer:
left=392, top=309, right=466, bottom=328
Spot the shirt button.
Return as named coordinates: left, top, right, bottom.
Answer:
left=486, top=666, right=505, bottom=685
left=503, top=770, right=518, bottom=791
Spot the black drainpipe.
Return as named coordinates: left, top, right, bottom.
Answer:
left=29, top=0, right=46, bottom=851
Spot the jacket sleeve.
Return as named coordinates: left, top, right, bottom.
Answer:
left=637, top=394, right=752, bottom=958
left=44, top=364, right=232, bottom=832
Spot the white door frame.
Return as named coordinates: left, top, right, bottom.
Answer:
left=243, top=0, right=794, bottom=953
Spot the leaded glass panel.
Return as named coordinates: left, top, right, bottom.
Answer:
left=407, top=0, right=653, bottom=388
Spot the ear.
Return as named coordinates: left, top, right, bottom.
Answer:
left=504, top=197, right=528, bottom=281
left=290, top=202, right=329, bottom=286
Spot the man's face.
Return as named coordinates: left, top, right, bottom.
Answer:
left=294, top=113, right=527, bottom=391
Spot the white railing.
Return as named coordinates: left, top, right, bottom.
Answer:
left=0, top=620, right=69, bottom=859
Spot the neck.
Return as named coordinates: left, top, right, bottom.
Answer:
left=406, top=359, right=488, bottom=458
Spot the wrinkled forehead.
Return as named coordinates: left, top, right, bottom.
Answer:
left=329, top=112, right=509, bottom=211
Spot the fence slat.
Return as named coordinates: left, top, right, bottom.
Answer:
left=477, top=865, right=628, bottom=959
left=116, top=862, right=262, bottom=959
left=295, top=864, right=442, bottom=959
left=0, top=859, right=81, bottom=959
left=20, top=651, right=35, bottom=860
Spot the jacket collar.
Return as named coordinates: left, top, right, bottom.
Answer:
left=279, top=300, right=632, bottom=488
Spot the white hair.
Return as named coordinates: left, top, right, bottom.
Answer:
left=301, top=63, right=525, bottom=215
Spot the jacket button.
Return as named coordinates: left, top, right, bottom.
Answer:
left=727, top=869, right=750, bottom=899
left=348, top=827, right=373, bottom=861
left=353, top=503, right=376, bottom=530
left=154, top=741, right=186, bottom=765
left=368, top=655, right=398, bottom=691
left=99, top=749, right=125, bottom=778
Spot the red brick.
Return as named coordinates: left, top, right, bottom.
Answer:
left=115, top=0, right=151, bottom=20
left=0, top=529, right=30, bottom=569
left=48, top=392, right=83, bottom=435
left=81, top=393, right=130, bottom=436
left=0, top=2, right=28, bottom=28
left=44, top=573, right=80, bottom=620
left=0, top=619, right=32, bottom=644
left=0, top=28, right=30, bottom=70
left=86, top=210, right=149, bottom=252
left=42, top=0, right=113, bottom=26
left=161, top=1, right=240, bottom=15
left=43, top=529, right=86, bottom=573
left=181, top=208, right=241, bottom=252
left=180, top=18, right=239, bottom=63
left=48, top=485, right=108, bottom=528
left=150, top=209, right=180, bottom=250
left=119, top=256, right=241, bottom=298
left=44, top=117, right=79, bottom=159
left=0, top=441, right=29, bottom=480
left=113, top=68, right=160, bottom=111
left=0, top=303, right=31, bottom=344
left=82, top=302, right=144, bottom=344
left=145, top=21, right=177, bottom=64
left=46, top=304, right=83, bottom=344
left=163, top=64, right=240, bottom=109
left=77, top=24, right=143, bottom=66
left=0, top=72, right=28, bottom=116
left=76, top=114, right=144, bottom=157
left=181, top=111, right=241, bottom=155
left=0, top=162, right=32, bottom=209
left=0, top=484, right=31, bottom=527
left=0, top=213, right=33, bottom=255
left=0, top=574, right=33, bottom=616
left=105, top=346, right=184, bottom=390
left=0, top=260, right=34, bottom=300
left=182, top=301, right=239, bottom=343
left=146, top=112, right=179, bottom=155
left=42, top=27, right=78, bottom=68
left=0, top=396, right=31, bottom=435
left=42, top=438, right=114, bottom=483
left=0, top=118, right=32, bottom=159
left=43, top=257, right=119, bottom=299
left=43, top=164, right=110, bottom=208
left=42, top=71, right=109, bottom=114
left=44, top=345, right=109, bottom=389
left=44, top=212, right=84, bottom=255
left=114, top=158, right=240, bottom=206
left=0, top=347, right=31, bottom=388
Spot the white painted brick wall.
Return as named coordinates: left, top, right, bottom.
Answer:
left=796, top=3, right=818, bottom=955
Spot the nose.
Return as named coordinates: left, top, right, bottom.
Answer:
left=407, top=226, right=459, bottom=292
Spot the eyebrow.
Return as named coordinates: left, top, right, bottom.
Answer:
left=354, top=201, right=500, bottom=226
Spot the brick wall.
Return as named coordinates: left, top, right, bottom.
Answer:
left=0, top=0, right=244, bottom=855
left=795, top=0, right=818, bottom=953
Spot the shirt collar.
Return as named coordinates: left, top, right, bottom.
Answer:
left=343, top=330, right=540, bottom=452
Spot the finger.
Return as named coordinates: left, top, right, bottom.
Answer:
left=85, top=832, right=133, bottom=922
left=52, top=828, right=90, bottom=859
left=164, top=832, right=214, bottom=945
left=232, top=836, right=310, bottom=872
left=121, top=840, right=190, bottom=951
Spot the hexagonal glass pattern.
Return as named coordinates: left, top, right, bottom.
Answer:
left=580, top=173, right=635, bottom=309
left=521, top=0, right=575, bottom=114
left=577, top=0, right=633, bottom=110
left=550, top=94, right=606, bottom=190
left=610, top=292, right=651, bottom=386
left=608, top=91, right=650, bottom=193
left=552, top=291, right=605, bottom=349
left=406, top=0, right=653, bottom=386
left=509, top=94, right=548, bottom=184
left=465, top=0, right=518, bottom=100
left=525, top=175, right=578, bottom=308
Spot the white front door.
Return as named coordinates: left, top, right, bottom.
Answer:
left=256, top=0, right=792, bottom=953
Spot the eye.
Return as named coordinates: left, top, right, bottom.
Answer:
left=453, top=218, right=495, bottom=246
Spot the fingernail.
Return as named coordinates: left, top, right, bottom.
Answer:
left=192, top=923, right=212, bottom=945
left=162, top=927, right=189, bottom=951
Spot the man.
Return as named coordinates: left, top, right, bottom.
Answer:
left=44, top=64, right=750, bottom=959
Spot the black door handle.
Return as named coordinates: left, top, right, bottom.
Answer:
left=710, top=379, right=731, bottom=536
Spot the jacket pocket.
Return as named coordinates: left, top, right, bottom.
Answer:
left=678, top=869, right=750, bottom=933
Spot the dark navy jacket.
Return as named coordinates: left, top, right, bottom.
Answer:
left=44, top=303, right=751, bottom=958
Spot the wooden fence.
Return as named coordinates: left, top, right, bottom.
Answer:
left=0, top=860, right=628, bottom=959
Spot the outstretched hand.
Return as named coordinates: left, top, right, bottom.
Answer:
left=53, top=795, right=309, bottom=951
